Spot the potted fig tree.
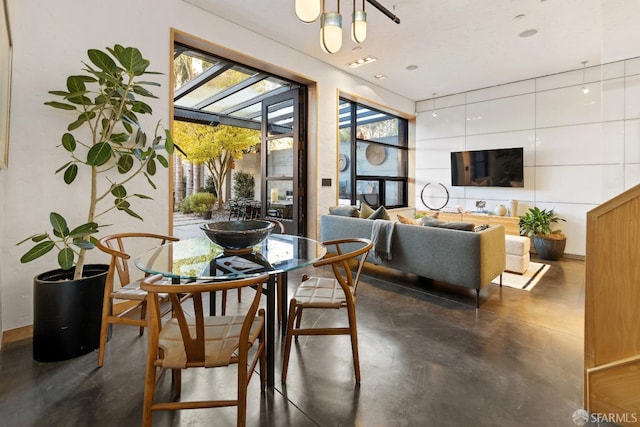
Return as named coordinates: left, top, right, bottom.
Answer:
left=17, top=45, right=174, bottom=362
left=519, top=207, right=567, bottom=261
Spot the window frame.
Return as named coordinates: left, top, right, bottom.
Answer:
left=339, top=98, right=408, bottom=209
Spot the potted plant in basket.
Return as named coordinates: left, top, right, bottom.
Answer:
left=16, top=45, right=174, bottom=362
left=519, top=207, right=567, bottom=261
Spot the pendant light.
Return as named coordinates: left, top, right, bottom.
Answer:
left=320, top=0, right=342, bottom=54
left=295, top=0, right=321, bottom=23
left=351, top=0, right=367, bottom=43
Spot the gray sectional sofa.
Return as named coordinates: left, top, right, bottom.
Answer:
left=320, top=214, right=506, bottom=307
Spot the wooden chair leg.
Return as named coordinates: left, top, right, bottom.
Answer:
left=97, top=295, right=111, bottom=368
left=237, top=344, right=248, bottom=427
left=281, top=300, right=298, bottom=383
left=258, top=311, right=266, bottom=392
left=142, top=356, right=157, bottom=427
left=347, top=304, right=361, bottom=384
left=294, top=306, right=304, bottom=341
left=139, top=300, right=147, bottom=336
left=221, top=290, right=227, bottom=316
left=171, top=368, right=181, bottom=400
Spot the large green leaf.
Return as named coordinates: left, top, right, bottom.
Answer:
left=146, top=158, right=156, bottom=176
left=144, top=172, right=157, bottom=190
left=164, top=130, right=174, bottom=154
left=50, top=212, right=69, bottom=237
left=131, top=86, right=156, bottom=99
left=63, top=164, right=78, bottom=184
left=122, top=207, right=143, bottom=220
left=67, top=117, right=87, bottom=131
left=73, top=238, right=95, bottom=250
left=110, top=133, right=130, bottom=144
left=66, top=76, right=87, bottom=94
left=87, top=142, right=113, bottom=166
left=132, top=194, right=153, bottom=200
left=157, top=154, right=168, bottom=168
left=119, top=47, right=149, bottom=76
left=88, top=49, right=117, bottom=73
left=44, top=101, right=76, bottom=111
left=57, top=248, right=75, bottom=270
left=61, top=133, right=76, bottom=152
left=111, top=185, right=127, bottom=198
left=117, top=154, right=134, bottom=173
left=69, top=222, right=99, bottom=238
left=20, top=241, right=55, bottom=263
left=131, top=100, right=153, bottom=114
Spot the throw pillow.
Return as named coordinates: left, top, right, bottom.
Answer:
left=421, top=218, right=447, bottom=227
left=368, top=205, right=391, bottom=220
left=474, top=224, right=490, bottom=232
left=397, top=214, right=422, bottom=225
left=422, top=218, right=475, bottom=231
left=359, top=203, right=375, bottom=219
left=329, top=205, right=360, bottom=217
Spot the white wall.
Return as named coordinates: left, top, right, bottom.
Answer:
left=415, top=58, right=640, bottom=257
left=0, top=0, right=414, bottom=332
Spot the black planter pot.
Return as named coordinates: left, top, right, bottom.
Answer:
left=532, top=235, right=566, bottom=261
left=33, top=264, right=109, bottom=362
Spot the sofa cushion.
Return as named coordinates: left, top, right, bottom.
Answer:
left=359, top=203, right=375, bottom=218
left=368, top=205, right=391, bottom=220
left=329, top=205, right=360, bottom=217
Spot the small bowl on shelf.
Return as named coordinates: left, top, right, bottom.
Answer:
left=200, top=220, right=275, bottom=253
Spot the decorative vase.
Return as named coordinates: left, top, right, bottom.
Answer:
left=494, top=204, right=507, bottom=216
left=509, top=199, right=518, bottom=217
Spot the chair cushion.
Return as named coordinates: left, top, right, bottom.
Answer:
left=293, top=276, right=352, bottom=308
left=158, top=315, right=264, bottom=369
left=111, top=279, right=169, bottom=301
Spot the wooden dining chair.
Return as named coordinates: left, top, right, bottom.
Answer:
left=95, top=232, right=179, bottom=367
left=140, top=273, right=269, bottom=427
left=281, top=237, right=373, bottom=384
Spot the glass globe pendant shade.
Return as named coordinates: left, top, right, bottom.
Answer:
left=351, top=10, right=367, bottom=43
left=320, top=11, right=343, bottom=54
left=295, top=0, right=321, bottom=23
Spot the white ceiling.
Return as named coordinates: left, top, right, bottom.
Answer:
left=183, top=0, right=640, bottom=101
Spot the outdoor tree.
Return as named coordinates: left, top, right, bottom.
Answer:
left=173, top=121, right=259, bottom=210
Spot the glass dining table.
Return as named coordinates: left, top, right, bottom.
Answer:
left=135, top=234, right=326, bottom=388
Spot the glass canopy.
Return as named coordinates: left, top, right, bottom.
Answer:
left=174, top=43, right=298, bottom=130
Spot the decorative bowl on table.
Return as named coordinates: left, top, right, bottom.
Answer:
left=200, top=220, right=275, bottom=253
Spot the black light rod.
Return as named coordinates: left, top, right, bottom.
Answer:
left=365, top=0, right=401, bottom=24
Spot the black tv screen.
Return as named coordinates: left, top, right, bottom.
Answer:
left=450, top=147, right=524, bottom=187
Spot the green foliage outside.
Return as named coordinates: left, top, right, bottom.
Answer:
left=233, top=171, right=255, bottom=199
left=178, top=192, right=217, bottom=214
left=173, top=121, right=259, bottom=210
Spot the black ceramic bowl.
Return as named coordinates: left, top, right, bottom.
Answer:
left=200, top=220, right=275, bottom=250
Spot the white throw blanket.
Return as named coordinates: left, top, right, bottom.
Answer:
left=370, top=219, right=395, bottom=263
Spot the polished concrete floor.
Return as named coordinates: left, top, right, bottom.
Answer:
left=0, top=254, right=592, bottom=427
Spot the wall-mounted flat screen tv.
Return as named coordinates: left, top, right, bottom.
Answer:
left=450, top=147, right=524, bottom=187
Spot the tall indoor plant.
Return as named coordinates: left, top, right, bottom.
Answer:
left=519, top=207, right=567, bottom=261
left=16, top=45, right=174, bottom=361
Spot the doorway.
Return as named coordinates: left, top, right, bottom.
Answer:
left=171, top=35, right=307, bottom=236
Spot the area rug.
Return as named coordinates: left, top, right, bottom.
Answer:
left=491, top=262, right=550, bottom=291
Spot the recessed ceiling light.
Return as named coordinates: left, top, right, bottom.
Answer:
left=519, top=29, right=538, bottom=37
left=347, top=56, right=377, bottom=68
left=374, top=74, right=386, bottom=79
left=406, top=65, right=418, bottom=71
left=352, top=46, right=363, bottom=52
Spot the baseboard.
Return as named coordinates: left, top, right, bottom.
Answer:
left=2, top=325, right=33, bottom=345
